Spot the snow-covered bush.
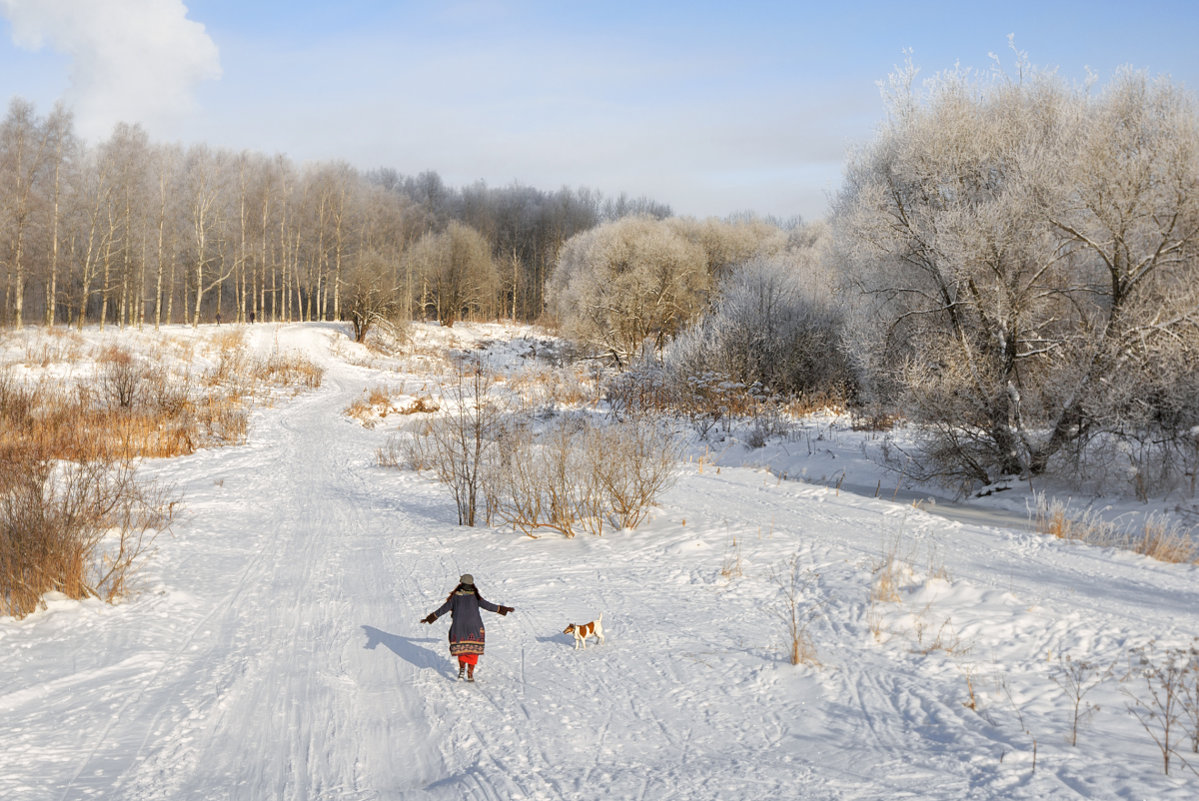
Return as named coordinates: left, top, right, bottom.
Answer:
left=669, top=249, right=852, bottom=405
left=98, top=346, right=148, bottom=409
left=599, top=243, right=851, bottom=442
left=400, top=380, right=679, bottom=535
left=1124, top=642, right=1197, bottom=775
left=342, top=250, right=407, bottom=343
left=591, top=416, right=679, bottom=529
left=485, top=417, right=604, bottom=537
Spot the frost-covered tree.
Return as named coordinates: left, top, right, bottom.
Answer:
left=546, top=216, right=710, bottom=364
left=835, top=54, right=1199, bottom=487
left=666, top=216, right=789, bottom=280
left=1036, top=71, right=1199, bottom=474
left=670, top=225, right=851, bottom=399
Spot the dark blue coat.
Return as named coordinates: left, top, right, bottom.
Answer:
left=431, top=588, right=501, bottom=656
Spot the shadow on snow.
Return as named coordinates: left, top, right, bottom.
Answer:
left=361, top=625, right=451, bottom=676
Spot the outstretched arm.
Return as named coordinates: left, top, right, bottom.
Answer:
left=477, top=596, right=514, bottom=615
left=421, top=598, right=453, bottom=624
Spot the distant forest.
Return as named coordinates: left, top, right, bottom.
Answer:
left=0, top=97, right=792, bottom=330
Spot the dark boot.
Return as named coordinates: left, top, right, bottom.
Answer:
left=457, top=662, right=466, bottom=680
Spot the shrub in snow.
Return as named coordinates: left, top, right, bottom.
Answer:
left=483, top=414, right=678, bottom=537
left=1051, top=653, right=1111, bottom=747
left=342, top=249, right=407, bottom=344
left=771, top=552, right=821, bottom=666
left=668, top=252, right=853, bottom=405
left=98, top=346, right=147, bottom=409
left=400, top=364, right=679, bottom=536
left=1124, top=642, right=1197, bottom=776
left=0, top=444, right=174, bottom=619
left=401, top=363, right=503, bottom=527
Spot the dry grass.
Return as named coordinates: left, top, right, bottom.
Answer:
left=345, top=388, right=388, bottom=424
left=0, top=362, right=249, bottom=462
left=608, top=369, right=767, bottom=421
left=866, top=527, right=954, bottom=649
left=1134, top=516, right=1199, bottom=563
left=346, top=386, right=439, bottom=427
left=1, top=437, right=176, bottom=618
left=911, top=611, right=965, bottom=656
left=200, top=330, right=324, bottom=393
left=772, top=553, right=822, bottom=667
left=780, top=391, right=848, bottom=419
left=505, top=364, right=601, bottom=409
left=19, top=326, right=85, bottom=367
left=345, top=385, right=399, bottom=426
left=1033, top=495, right=1115, bottom=543
left=400, top=396, right=439, bottom=414
left=720, top=533, right=744, bottom=580
left=607, top=364, right=854, bottom=428
left=254, top=351, right=324, bottom=390
left=870, top=534, right=910, bottom=605
left=851, top=409, right=901, bottom=432
left=395, top=342, right=454, bottom=375
left=1, top=328, right=324, bottom=618
left=1031, top=493, right=1199, bottom=565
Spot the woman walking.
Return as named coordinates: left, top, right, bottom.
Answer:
left=421, top=574, right=514, bottom=681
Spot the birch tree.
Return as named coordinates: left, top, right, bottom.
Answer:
left=0, top=99, right=56, bottom=328
left=182, top=145, right=230, bottom=326
left=404, top=221, right=498, bottom=327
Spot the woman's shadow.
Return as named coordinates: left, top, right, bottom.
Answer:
left=362, top=625, right=452, bottom=677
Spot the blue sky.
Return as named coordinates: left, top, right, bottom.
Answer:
left=1, top=1, right=1197, bottom=221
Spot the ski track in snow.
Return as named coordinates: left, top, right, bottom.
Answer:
left=2, top=322, right=1198, bottom=800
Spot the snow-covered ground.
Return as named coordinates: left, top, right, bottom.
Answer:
left=2, top=321, right=1198, bottom=800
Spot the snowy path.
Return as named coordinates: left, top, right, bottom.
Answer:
left=3, top=323, right=1198, bottom=800
left=2, top=347, right=815, bottom=800
left=14, top=360, right=437, bottom=799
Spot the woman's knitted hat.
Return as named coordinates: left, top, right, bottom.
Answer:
left=459, top=574, right=474, bottom=587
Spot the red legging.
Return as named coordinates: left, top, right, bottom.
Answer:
left=457, top=653, right=479, bottom=666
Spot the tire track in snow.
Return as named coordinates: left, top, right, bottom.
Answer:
left=59, top=455, right=291, bottom=800
left=112, top=382, right=349, bottom=799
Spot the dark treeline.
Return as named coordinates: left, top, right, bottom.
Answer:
left=0, top=97, right=672, bottom=330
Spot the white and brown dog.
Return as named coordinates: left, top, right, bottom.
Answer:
left=563, top=612, right=604, bottom=650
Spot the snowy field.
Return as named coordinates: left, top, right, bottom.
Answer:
left=2, top=321, right=1198, bottom=800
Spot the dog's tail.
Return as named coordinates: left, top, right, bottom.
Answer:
left=598, top=612, right=603, bottom=622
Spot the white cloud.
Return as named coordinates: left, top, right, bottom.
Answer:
left=0, top=0, right=220, bottom=140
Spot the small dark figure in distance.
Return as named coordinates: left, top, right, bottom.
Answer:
left=421, top=574, right=514, bottom=681
left=215, top=311, right=221, bottom=325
